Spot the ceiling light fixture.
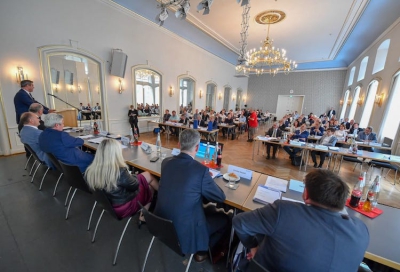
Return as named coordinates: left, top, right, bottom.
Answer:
left=235, top=10, right=297, bottom=77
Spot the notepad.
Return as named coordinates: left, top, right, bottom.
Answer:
left=315, top=145, right=328, bottom=151
left=253, top=185, right=281, bottom=205
left=78, top=135, right=93, bottom=139
left=328, top=146, right=340, bottom=151
left=265, top=176, right=288, bottom=192
left=88, top=137, right=106, bottom=144
left=208, top=169, right=220, bottom=179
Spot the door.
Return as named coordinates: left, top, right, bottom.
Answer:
left=276, top=95, right=304, bottom=119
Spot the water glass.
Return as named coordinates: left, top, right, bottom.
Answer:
left=228, top=177, right=235, bottom=189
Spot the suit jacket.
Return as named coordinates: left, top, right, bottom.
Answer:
left=20, top=126, right=52, bottom=168
left=18, top=117, right=45, bottom=132
left=356, top=131, right=377, bottom=142
left=233, top=200, right=369, bottom=272
left=265, top=127, right=283, bottom=138
left=310, top=126, right=325, bottom=136
left=14, top=89, right=49, bottom=124
left=317, top=134, right=337, bottom=146
left=154, top=153, right=226, bottom=254
left=327, top=109, right=336, bottom=117
left=38, top=128, right=94, bottom=172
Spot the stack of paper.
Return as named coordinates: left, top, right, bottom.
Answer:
left=78, top=135, right=93, bottom=139
left=88, top=137, right=106, bottom=144
left=253, top=185, right=281, bottom=205
left=315, top=145, right=328, bottom=151
left=265, top=176, right=288, bottom=192
left=328, top=146, right=340, bottom=151
left=208, top=169, right=221, bottom=179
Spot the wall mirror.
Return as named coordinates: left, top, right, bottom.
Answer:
left=39, top=45, right=107, bottom=128
left=179, top=76, right=195, bottom=113
left=133, top=68, right=161, bottom=116
left=206, top=82, right=216, bottom=110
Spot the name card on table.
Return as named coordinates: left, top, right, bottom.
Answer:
left=121, top=136, right=129, bottom=146
left=315, top=145, right=328, bottom=151
left=265, top=176, right=288, bottom=192
left=227, top=165, right=253, bottom=180
left=289, top=179, right=305, bottom=193
left=99, top=130, right=108, bottom=136
left=171, top=148, right=181, bottom=156
left=289, top=140, right=304, bottom=146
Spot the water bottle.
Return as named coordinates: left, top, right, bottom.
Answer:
left=207, top=121, right=213, bottom=131
left=193, top=119, right=198, bottom=129
left=371, top=175, right=381, bottom=209
left=129, top=127, right=135, bottom=146
left=204, top=142, right=210, bottom=164
left=349, top=175, right=364, bottom=208
left=133, top=128, right=139, bottom=143
left=156, top=131, right=162, bottom=155
left=216, top=143, right=222, bottom=167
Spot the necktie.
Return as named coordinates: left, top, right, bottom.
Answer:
left=272, top=129, right=277, bottom=138
left=29, top=93, right=34, bottom=101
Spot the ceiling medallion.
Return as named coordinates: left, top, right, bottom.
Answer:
left=255, top=10, right=286, bottom=25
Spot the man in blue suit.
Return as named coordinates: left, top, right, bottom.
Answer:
left=14, top=80, right=53, bottom=124
left=154, top=129, right=228, bottom=262
left=39, top=113, right=94, bottom=173
left=19, top=112, right=52, bottom=168
left=233, top=169, right=369, bottom=272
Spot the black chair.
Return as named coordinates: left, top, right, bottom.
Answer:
left=341, top=155, right=364, bottom=172
left=91, top=189, right=135, bottom=265
left=45, top=153, right=64, bottom=197
left=140, top=205, right=194, bottom=272
left=58, top=161, right=96, bottom=230
left=24, top=144, right=51, bottom=190
left=248, top=258, right=270, bottom=272
left=368, top=149, right=398, bottom=185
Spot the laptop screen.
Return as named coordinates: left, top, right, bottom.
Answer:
left=195, top=140, right=223, bottom=158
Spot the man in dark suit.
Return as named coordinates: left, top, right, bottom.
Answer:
left=233, top=169, right=369, bottom=272
left=265, top=122, right=283, bottom=159
left=154, top=129, right=228, bottom=262
left=327, top=107, right=336, bottom=118
left=39, top=113, right=94, bottom=173
left=18, top=103, right=46, bottom=132
left=14, top=80, right=52, bottom=124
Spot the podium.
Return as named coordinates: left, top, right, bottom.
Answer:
left=57, top=109, right=78, bottom=127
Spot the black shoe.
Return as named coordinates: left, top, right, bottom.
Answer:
left=313, top=163, right=318, bottom=168
left=318, top=165, right=323, bottom=168
left=194, top=252, right=208, bottom=263
left=138, top=212, right=146, bottom=229
left=266, top=155, right=270, bottom=160
left=247, top=139, right=252, bottom=142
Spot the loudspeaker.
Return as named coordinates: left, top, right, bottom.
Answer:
left=110, top=51, right=128, bottom=78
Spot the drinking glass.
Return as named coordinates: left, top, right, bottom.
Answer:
left=228, top=176, right=235, bottom=189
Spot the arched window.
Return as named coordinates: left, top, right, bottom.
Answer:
left=359, top=80, right=379, bottom=128
left=357, top=57, right=369, bottom=81
left=348, top=67, right=356, bottom=86
left=134, top=68, right=161, bottom=110
left=340, top=89, right=350, bottom=121
left=179, top=77, right=195, bottom=113
left=206, top=82, right=216, bottom=110
left=348, top=86, right=360, bottom=120
left=380, top=72, right=400, bottom=140
left=372, top=39, right=390, bottom=74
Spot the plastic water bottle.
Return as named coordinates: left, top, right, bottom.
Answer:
left=204, top=142, right=210, bottom=164
left=156, top=131, right=162, bottom=155
left=129, top=128, right=135, bottom=146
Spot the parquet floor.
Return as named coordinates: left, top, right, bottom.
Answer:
left=141, top=122, right=400, bottom=209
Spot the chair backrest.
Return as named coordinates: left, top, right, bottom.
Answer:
left=92, top=189, right=120, bottom=220
left=45, top=152, right=63, bottom=173
left=382, top=137, right=393, bottom=147
left=58, top=161, right=91, bottom=194
left=24, top=144, right=44, bottom=163
left=248, top=258, right=270, bottom=272
left=140, top=206, right=184, bottom=257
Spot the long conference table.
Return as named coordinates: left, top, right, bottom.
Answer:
left=76, top=132, right=400, bottom=270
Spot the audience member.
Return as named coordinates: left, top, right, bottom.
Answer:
left=283, top=124, right=309, bottom=158
left=310, top=121, right=324, bottom=136
left=356, top=126, right=377, bottom=142
left=233, top=169, right=369, bottom=272
left=18, top=103, right=46, bottom=132
left=159, top=109, right=171, bottom=133
left=247, top=109, right=258, bottom=142
left=327, top=107, right=336, bottom=118
left=128, top=105, right=139, bottom=136
left=39, top=113, right=94, bottom=172
left=154, top=129, right=229, bottom=262
left=85, top=139, right=158, bottom=219
left=265, top=122, right=282, bottom=159
left=311, top=128, right=337, bottom=168
left=334, top=124, right=347, bottom=142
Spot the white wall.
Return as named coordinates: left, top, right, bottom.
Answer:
left=0, top=0, right=248, bottom=155
left=340, top=18, right=400, bottom=147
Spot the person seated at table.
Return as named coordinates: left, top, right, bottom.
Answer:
left=334, top=124, right=347, bottom=142
left=311, top=128, right=337, bottom=168
left=238, top=110, right=247, bottom=133
left=310, top=121, right=324, bottom=136
left=159, top=109, right=171, bottom=133
left=341, top=117, right=350, bottom=129
left=222, top=113, right=234, bottom=138
left=93, top=103, right=101, bottom=119
left=168, top=110, right=179, bottom=135
left=207, top=115, right=218, bottom=141
left=349, top=122, right=363, bottom=135
left=356, top=126, right=377, bottom=152
left=18, top=103, right=46, bottom=132
left=154, top=129, right=229, bottom=262
left=278, top=119, right=286, bottom=131
left=81, top=103, right=92, bottom=120
left=39, top=113, right=94, bottom=173
left=196, top=114, right=207, bottom=127
left=217, top=112, right=226, bottom=124
left=85, top=138, right=159, bottom=219
left=289, top=120, right=300, bottom=134
left=283, top=124, right=309, bottom=159
left=265, top=122, right=283, bottom=160
left=233, top=169, right=369, bottom=272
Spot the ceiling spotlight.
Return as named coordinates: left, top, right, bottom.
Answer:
left=197, top=0, right=213, bottom=15
left=156, top=6, right=168, bottom=26
left=237, top=0, right=249, bottom=6
left=175, top=0, right=190, bottom=19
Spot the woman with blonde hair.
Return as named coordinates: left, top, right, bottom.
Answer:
left=85, top=138, right=158, bottom=219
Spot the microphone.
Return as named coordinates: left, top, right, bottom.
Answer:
left=48, top=93, right=58, bottom=98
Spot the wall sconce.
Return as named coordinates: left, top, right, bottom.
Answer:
left=118, top=78, right=123, bottom=94
left=97, top=87, right=100, bottom=94
left=16, top=66, right=28, bottom=83
left=199, top=89, right=203, bottom=99
left=243, top=95, right=247, bottom=102
left=168, top=86, right=174, bottom=97
left=53, top=84, right=59, bottom=93
left=78, top=85, right=82, bottom=93
left=357, top=95, right=364, bottom=106
left=347, top=99, right=352, bottom=106
left=375, top=93, right=384, bottom=106
left=339, top=99, right=343, bottom=106
left=232, top=94, right=236, bottom=101
left=218, top=92, right=222, bottom=100
left=69, top=85, right=74, bottom=93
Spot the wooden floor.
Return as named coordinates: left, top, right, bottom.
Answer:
left=140, top=122, right=400, bottom=209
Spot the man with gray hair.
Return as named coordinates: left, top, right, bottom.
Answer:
left=154, top=129, right=228, bottom=262
left=38, top=113, right=93, bottom=172
left=18, top=103, right=46, bottom=132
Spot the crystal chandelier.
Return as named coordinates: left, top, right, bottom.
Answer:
left=235, top=10, right=297, bottom=77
